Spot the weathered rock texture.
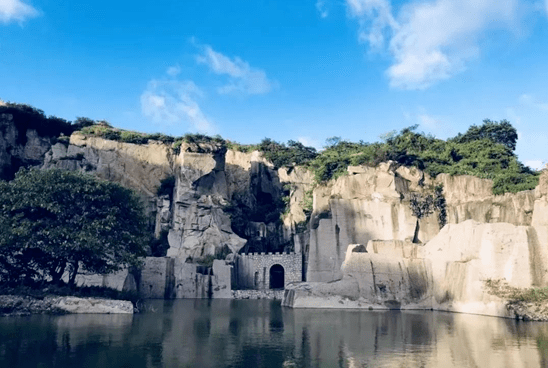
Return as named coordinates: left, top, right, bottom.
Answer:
left=0, top=113, right=54, bottom=180
left=285, top=209, right=548, bottom=319
left=307, top=162, right=536, bottom=282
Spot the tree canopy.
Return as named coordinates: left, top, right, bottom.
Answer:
left=0, top=169, right=149, bottom=287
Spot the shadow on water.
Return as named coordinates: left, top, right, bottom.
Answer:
left=2, top=300, right=548, bottom=367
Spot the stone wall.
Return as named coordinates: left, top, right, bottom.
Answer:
left=234, top=252, right=302, bottom=290
left=138, top=257, right=232, bottom=299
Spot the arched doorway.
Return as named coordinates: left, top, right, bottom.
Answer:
left=269, top=264, right=285, bottom=289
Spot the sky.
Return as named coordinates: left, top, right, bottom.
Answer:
left=1, top=0, right=548, bottom=169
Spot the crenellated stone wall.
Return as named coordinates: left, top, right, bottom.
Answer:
left=234, top=252, right=302, bottom=290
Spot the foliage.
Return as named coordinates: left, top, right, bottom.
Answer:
left=72, top=117, right=96, bottom=130
left=434, top=184, right=447, bottom=228
left=225, top=140, right=259, bottom=153
left=302, top=188, right=314, bottom=217
left=451, top=119, right=518, bottom=151
left=486, top=279, right=548, bottom=303
left=257, top=138, right=317, bottom=168
left=306, top=120, right=539, bottom=195
left=0, top=168, right=149, bottom=287
left=79, top=124, right=179, bottom=146
left=157, top=175, right=176, bottom=198
left=0, top=103, right=73, bottom=145
left=182, top=133, right=224, bottom=144
left=149, top=230, right=170, bottom=257
left=409, top=192, right=434, bottom=220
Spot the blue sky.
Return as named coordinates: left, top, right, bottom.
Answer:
left=1, top=0, right=548, bottom=169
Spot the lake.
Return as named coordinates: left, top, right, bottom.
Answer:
left=1, top=299, right=548, bottom=367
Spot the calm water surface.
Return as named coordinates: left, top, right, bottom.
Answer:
left=1, top=299, right=548, bottom=368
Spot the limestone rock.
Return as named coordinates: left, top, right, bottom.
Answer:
left=55, top=297, right=134, bottom=314
left=307, top=163, right=536, bottom=282
left=0, top=113, right=53, bottom=180
left=44, top=133, right=173, bottom=198
left=287, top=220, right=548, bottom=319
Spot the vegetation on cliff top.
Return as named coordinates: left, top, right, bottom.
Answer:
left=0, top=168, right=149, bottom=288
left=2, top=102, right=540, bottom=195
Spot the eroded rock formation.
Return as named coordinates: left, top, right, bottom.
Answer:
left=307, top=162, right=536, bottom=282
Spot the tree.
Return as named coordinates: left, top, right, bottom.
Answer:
left=452, top=119, right=518, bottom=151
left=0, top=168, right=149, bottom=287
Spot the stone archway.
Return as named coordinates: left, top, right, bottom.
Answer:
left=269, top=264, right=285, bottom=289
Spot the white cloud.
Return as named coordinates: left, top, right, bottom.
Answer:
left=346, top=0, right=519, bottom=89
left=196, top=44, right=274, bottom=95
left=525, top=160, right=546, bottom=171
left=140, top=79, right=216, bottom=134
left=316, top=0, right=329, bottom=18
left=418, top=113, right=440, bottom=130
left=519, top=94, right=548, bottom=111
left=166, top=65, right=181, bottom=78
left=0, top=0, right=38, bottom=23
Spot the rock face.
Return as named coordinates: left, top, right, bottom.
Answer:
left=44, top=133, right=173, bottom=197
left=0, top=113, right=54, bottom=180
left=285, top=216, right=548, bottom=319
left=166, top=142, right=247, bottom=259
left=307, top=163, right=536, bottom=282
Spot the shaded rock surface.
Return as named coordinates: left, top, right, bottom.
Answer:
left=307, top=163, right=537, bottom=282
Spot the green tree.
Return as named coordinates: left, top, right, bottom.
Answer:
left=0, top=169, right=149, bottom=287
left=452, top=119, right=518, bottom=151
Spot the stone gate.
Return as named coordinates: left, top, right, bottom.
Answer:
left=234, top=252, right=302, bottom=290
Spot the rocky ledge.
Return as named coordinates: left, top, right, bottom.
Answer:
left=0, top=295, right=134, bottom=316
left=232, top=290, right=285, bottom=300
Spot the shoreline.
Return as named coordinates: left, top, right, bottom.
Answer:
left=0, top=295, right=134, bottom=316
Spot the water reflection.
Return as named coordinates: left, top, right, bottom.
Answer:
left=1, top=300, right=548, bottom=367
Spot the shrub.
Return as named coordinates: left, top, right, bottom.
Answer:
left=157, top=176, right=176, bottom=197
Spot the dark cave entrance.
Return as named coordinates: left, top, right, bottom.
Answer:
left=269, top=264, right=285, bottom=289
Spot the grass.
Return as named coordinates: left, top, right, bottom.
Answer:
left=485, top=279, right=548, bottom=303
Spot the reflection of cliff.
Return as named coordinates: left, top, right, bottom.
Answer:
left=2, top=301, right=547, bottom=367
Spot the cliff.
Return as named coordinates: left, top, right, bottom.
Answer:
left=3, top=108, right=547, bottom=310
left=284, top=169, right=548, bottom=319
left=307, top=163, right=535, bottom=282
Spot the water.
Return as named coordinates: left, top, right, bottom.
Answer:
left=1, top=299, right=548, bottom=368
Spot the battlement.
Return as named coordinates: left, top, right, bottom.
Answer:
left=239, top=251, right=297, bottom=257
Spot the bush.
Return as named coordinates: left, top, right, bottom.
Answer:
left=257, top=138, right=317, bottom=168
left=306, top=121, right=539, bottom=195
left=150, top=230, right=170, bottom=257
left=0, top=103, right=73, bottom=145
left=157, top=176, right=176, bottom=197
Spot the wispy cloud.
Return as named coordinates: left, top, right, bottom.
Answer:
left=346, top=0, right=519, bottom=89
left=525, top=160, right=545, bottom=171
left=418, top=113, right=440, bottom=130
left=316, top=0, right=329, bottom=18
left=140, top=79, right=216, bottom=134
left=0, top=0, right=39, bottom=23
left=519, top=94, right=548, bottom=111
left=166, top=65, right=181, bottom=78
left=196, top=44, right=274, bottom=95
left=415, top=108, right=455, bottom=138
